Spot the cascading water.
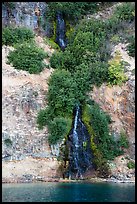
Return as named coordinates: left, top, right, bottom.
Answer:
left=55, top=11, right=67, bottom=51
left=72, top=105, right=82, bottom=178
left=66, top=105, right=94, bottom=179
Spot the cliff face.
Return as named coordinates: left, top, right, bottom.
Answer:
left=2, top=2, right=135, bottom=183
left=90, top=43, right=135, bottom=181
left=2, top=2, right=47, bottom=30
left=91, top=43, right=135, bottom=158
left=2, top=38, right=61, bottom=183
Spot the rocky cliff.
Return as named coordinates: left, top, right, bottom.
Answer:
left=2, top=37, right=62, bottom=183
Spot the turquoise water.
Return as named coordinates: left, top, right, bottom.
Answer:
left=2, top=182, right=135, bottom=202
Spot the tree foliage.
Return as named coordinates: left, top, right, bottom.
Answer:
left=47, top=69, right=77, bottom=117
left=2, top=27, right=35, bottom=46
left=7, top=43, right=48, bottom=74
left=48, top=117, right=72, bottom=144
left=46, top=2, right=99, bottom=20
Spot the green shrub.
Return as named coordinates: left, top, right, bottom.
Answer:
left=4, top=138, right=12, bottom=147
left=47, top=69, right=77, bottom=116
left=47, top=2, right=99, bottom=21
left=37, top=108, right=50, bottom=130
left=66, top=21, right=74, bottom=39
left=7, top=43, right=48, bottom=74
left=50, top=51, right=65, bottom=69
left=50, top=49, right=77, bottom=71
left=82, top=101, right=123, bottom=161
left=73, top=63, right=91, bottom=102
left=2, top=27, right=35, bottom=46
left=82, top=103, right=111, bottom=177
left=89, top=62, right=109, bottom=86
left=127, top=161, right=135, bottom=169
left=2, top=2, right=16, bottom=9
left=44, top=37, right=60, bottom=50
left=113, top=2, right=135, bottom=22
left=48, top=117, right=72, bottom=145
left=108, top=52, right=128, bottom=85
left=118, top=130, right=129, bottom=149
left=105, top=16, right=123, bottom=35
left=110, top=35, right=121, bottom=44
left=126, top=35, right=135, bottom=57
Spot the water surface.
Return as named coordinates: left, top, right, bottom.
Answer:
left=2, top=182, right=135, bottom=202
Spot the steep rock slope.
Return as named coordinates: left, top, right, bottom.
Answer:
left=90, top=43, right=135, bottom=182
left=2, top=37, right=61, bottom=182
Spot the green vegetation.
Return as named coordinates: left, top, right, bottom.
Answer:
left=118, top=130, right=129, bottom=149
left=50, top=22, right=108, bottom=71
left=36, top=2, right=134, bottom=175
left=4, top=138, right=12, bottom=147
left=45, top=2, right=108, bottom=45
left=82, top=101, right=130, bottom=176
left=108, top=52, right=128, bottom=85
left=82, top=102, right=111, bottom=177
left=47, top=69, right=77, bottom=117
left=2, top=2, right=16, bottom=9
left=126, top=35, right=135, bottom=57
left=7, top=43, right=48, bottom=74
left=46, top=2, right=100, bottom=21
left=82, top=101, right=123, bottom=160
left=127, top=161, right=135, bottom=169
left=48, top=117, right=72, bottom=145
left=2, top=27, right=35, bottom=46
left=113, top=2, right=135, bottom=22
left=37, top=108, right=50, bottom=130
left=44, top=37, right=60, bottom=50
left=73, top=63, right=92, bottom=102
left=37, top=69, right=75, bottom=144
left=65, top=21, right=74, bottom=39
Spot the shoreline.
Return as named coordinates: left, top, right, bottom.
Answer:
left=2, top=177, right=135, bottom=184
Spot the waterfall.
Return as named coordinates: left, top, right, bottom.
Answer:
left=55, top=11, right=67, bottom=50
left=72, top=105, right=82, bottom=178
left=67, top=105, right=93, bottom=179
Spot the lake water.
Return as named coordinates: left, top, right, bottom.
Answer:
left=2, top=182, right=135, bottom=202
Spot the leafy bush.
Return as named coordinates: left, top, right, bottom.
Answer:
left=108, top=52, right=128, bottom=85
left=50, top=49, right=78, bottom=72
left=44, top=37, right=60, bottom=50
left=110, top=35, right=121, bottom=44
left=50, top=51, right=64, bottom=69
left=82, top=102, right=111, bottom=177
left=89, top=62, right=109, bottom=86
left=73, top=63, right=91, bottom=102
left=127, top=161, right=135, bottom=169
left=50, top=27, right=107, bottom=74
left=48, top=117, right=72, bottom=144
left=37, top=69, right=77, bottom=145
left=4, top=138, right=12, bottom=147
left=82, top=101, right=124, bottom=161
left=113, top=2, right=135, bottom=22
left=126, top=35, right=135, bottom=57
left=2, top=27, right=35, bottom=46
left=7, top=43, right=48, bottom=74
left=2, top=2, right=16, bottom=9
left=117, top=130, right=129, bottom=149
left=47, top=69, right=77, bottom=116
left=37, top=108, right=50, bottom=130
left=47, top=2, right=99, bottom=21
